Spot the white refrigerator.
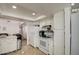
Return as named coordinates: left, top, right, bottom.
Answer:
left=71, top=12, right=79, bottom=55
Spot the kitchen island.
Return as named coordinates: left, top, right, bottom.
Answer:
left=0, top=35, right=19, bottom=54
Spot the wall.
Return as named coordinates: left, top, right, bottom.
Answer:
left=0, top=18, right=22, bottom=34
left=23, top=21, right=40, bottom=46
left=22, top=21, right=35, bottom=39
left=37, top=16, right=54, bottom=29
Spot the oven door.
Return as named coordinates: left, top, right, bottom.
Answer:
left=39, top=37, right=49, bottom=54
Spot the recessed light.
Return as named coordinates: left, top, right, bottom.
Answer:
left=71, top=3, right=75, bottom=6
left=32, top=12, right=36, bottom=16
left=12, top=5, right=17, bottom=9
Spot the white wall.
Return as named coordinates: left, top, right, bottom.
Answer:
left=22, top=21, right=37, bottom=39
left=23, top=21, right=40, bottom=47
left=38, top=16, right=54, bottom=29
left=0, top=18, right=22, bottom=34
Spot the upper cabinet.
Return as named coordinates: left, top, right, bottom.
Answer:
left=54, top=11, right=65, bottom=30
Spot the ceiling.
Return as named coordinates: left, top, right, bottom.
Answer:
left=0, top=3, right=71, bottom=21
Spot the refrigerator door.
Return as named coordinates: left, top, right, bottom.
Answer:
left=71, top=13, right=79, bottom=55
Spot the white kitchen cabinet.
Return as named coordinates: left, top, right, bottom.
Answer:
left=54, top=29, right=64, bottom=54
left=0, top=36, right=17, bottom=54
left=53, top=11, right=65, bottom=55
left=54, top=11, right=64, bottom=30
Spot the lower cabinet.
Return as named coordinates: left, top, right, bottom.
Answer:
left=0, top=36, right=17, bottom=54
left=54, top=29, right=64, bottom=55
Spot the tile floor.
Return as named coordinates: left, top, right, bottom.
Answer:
left=7, top=39, right=46, bottom=55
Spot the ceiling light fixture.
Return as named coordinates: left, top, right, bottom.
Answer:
left=32, top=12, right=36, bottom=16
left=12, top=5, right=17, bottom=9
left=71, top=3, right=75, bottom=6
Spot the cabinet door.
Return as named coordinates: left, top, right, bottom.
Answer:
left=54, top=11, right=64, bottom=29
left=0, top=38, right=17, bottom=54
left=54, top=29, right=64, bottom=55
left=53, top=10, right=65, bottom=55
